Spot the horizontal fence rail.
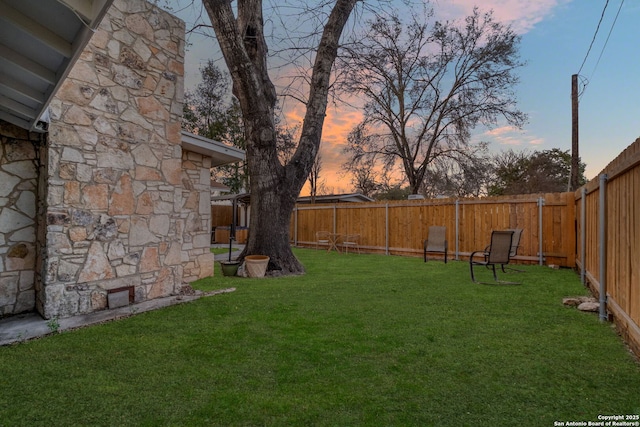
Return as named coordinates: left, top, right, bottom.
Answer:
left=289, top=192, right=576, bottom=268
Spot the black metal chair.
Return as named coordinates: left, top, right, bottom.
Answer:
left=469, top=230, right=520, bottom=284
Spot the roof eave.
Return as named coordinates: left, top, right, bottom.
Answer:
left=181, top=130, right=245, bottom=167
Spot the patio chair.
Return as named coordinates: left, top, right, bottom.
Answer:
left=342, top=234, right=361, bottom=254
left=469, top=230, right=520, bottom=284
left=423, top=226, right=448, bottom=263
left=478, top=228, right=524, bottom=273
left=503, top=228, right=525, bottom=273
left=315, top=231, right=330, bottom=250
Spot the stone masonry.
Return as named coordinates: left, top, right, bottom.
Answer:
left=39, top=0, right=197, bottom=319
left=181, top=149, right=215, bottom=283
left=0, top=122, right=44, bottom=316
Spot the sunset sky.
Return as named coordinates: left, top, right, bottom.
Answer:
left=168, top=0, right=640, bottom=195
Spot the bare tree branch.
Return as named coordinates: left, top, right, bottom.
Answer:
left=339, top=6, right=527, bottom=194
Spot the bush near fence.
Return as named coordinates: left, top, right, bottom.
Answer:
left=290, top=192, right=576, bottom=268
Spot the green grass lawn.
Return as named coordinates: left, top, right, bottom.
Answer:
left=1, top=249, right=638, bottom=426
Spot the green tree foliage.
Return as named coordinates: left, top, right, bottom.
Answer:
left=182, top=60, right=248, bottom=193
left=374, top=185, right=413, bottom=201
left=182, top=60, right=299, bottom=194
left=489, top=148, right=587, bottom=195
left=421, top=147, right=494, bottom=198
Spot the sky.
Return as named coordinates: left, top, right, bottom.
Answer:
left=167, top=0, right=640, bottom=194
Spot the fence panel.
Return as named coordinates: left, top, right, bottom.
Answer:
left=211, top=205, right=233, bottom=228
left=291, top=192, right=575, bottom=266
left=606, top=165, right=640, bottom=344
left=575, top=136, right=640, bottom=357
left=544, top=192, right=577, bottom=267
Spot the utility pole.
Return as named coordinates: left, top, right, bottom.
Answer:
left=569, top=74, right=580, bottom=191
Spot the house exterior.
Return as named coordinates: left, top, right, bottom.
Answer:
left=0, top=0, right=243, bottom=319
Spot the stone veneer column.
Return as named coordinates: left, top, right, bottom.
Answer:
left=42, top=0, right=186, bottom=318
left=0, top=121, right=44, bottom=316
left=181, top=150, right=215, bottom=282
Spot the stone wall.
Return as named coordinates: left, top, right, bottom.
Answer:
left=0, top=121, right=43, bottom=317
left=42, top=0, right=187, bottom=318
left=181, top=150, right=215, bottom=282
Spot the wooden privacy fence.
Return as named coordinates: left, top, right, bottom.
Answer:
left=290, top=192, right=576, bottom=267
left=211, top=205, right=233, bottom=229
left=575, top=137, right=640, bottom=356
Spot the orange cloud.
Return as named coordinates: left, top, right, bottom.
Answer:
left=282, top=100, right=364, bottom=195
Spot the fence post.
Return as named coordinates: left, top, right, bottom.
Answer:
left=538, top=197, right=545, bottom=265
left=580, top=188, right=586, bottom=285
left=599, top=174, right=608, bottom=322
left=385, top=203, right=390, bottom=255
left=294, top=206, right=298, bottom=246
left=332, top=205, right=337, bottom=234
left=455, top=199, right=460, bottom=260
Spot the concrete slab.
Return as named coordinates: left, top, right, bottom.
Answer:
left=0, top=288, right=236, bottom=346
left=212, top=243, right=244, bottom=261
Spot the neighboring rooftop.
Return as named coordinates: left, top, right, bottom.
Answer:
left=296, top=193, right=374, bottom=204
left=211, top=192, right=375, bottom=205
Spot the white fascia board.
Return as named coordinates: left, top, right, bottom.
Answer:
left=57, top=0, right=110, bottom=26
left=31, top=0, right=114, bottom=131
left=181, top=131, right=245, bottom=167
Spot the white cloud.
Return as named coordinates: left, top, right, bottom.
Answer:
left=486, top=126, right=519, bottom=137
left=482, top=126, right=546, bottom=147
left=433, top=0, right=571, bottom=34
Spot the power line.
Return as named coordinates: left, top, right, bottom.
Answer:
left=577, top=0, right=610, bottom=76
left=579, top=0, right=625, bottom=99
left=577, top=75, right=589, bottom=98
left=589, top=0, right=625, bottom=79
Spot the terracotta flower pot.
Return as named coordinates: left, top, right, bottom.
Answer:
left=244, top=255, right=270, bottom=278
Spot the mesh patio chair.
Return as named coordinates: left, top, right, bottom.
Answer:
left=315, top=231, right=330, bottom=251
left=479, top=228, right=524, bottom=273
left=423, top=226, right=448, bottom=263
left=342, top=234, right=361, bottom=254
left=503, top=228, right=525, bottom=272
left=469, top=230, right=520, bottom=284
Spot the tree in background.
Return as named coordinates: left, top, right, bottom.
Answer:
left=182, top=59, right=232, bottom=136
left=374, top=185, right=413, bottom=201
left=183, top=61, right=302, bottom=195
left=340, top=7, right=527, bottom=195
left=421, top=144, right=493, bottom=198
left=308, top=152, right=326, bottom=203
left=182, top=61, right=248, bottom=194
left=202, top=0, right=360, bottom=274
left=342, top=124, right=387, bottom=197
left=489, top=148, right=587, bottom=195
left=347, top=161, right=381, bottom=198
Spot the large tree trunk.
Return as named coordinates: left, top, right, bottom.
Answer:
left=203, top=0, right=358, bottom=275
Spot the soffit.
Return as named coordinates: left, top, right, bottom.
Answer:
left=181, top=131, right=246, bottom=167
left=0, top=0, right=113, bottom=132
